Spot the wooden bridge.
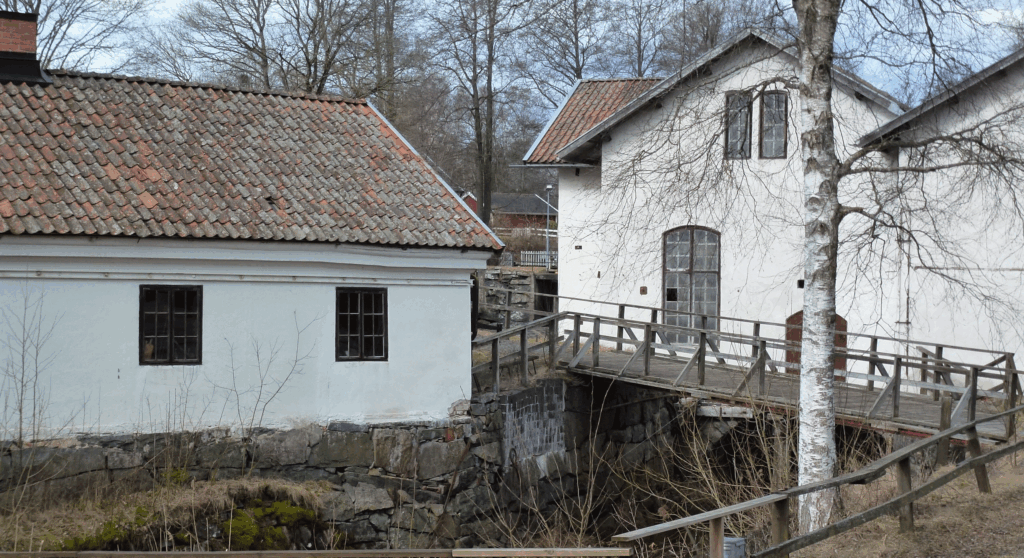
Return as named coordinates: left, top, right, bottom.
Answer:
left=472, top=299, right=1024, bottom=556
left=474, top=297, right=1022, bottom=443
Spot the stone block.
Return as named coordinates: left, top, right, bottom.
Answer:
left=328, top=421, right=370, bottom=433
left=373, top=429, right=416, bottom=477
left=563, top=412, right=590, bottom=450
left=391, top=506, right=438, bottom=533
left=195, top=441, right=246, bottom=469
left=253, top=429, right=310, bottom=467
left=335, top=520, right=379, bottom=544
left=418, top=440, right=466, bottom=479
left=346, top=482, right=394, bottom=513
left=470, top=442, right=501, bottom=465
left=320, top=490, right=356, bottom=522
left=389, top=528, right=451, bottom=549
left=447, top=485, right=496, bottom=518
left=310, top=431, right=373, bottom=468
left=106, top=448, right=145, bottom=470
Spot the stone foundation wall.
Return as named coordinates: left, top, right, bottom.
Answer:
left=481, top=268, right=537, bottom=325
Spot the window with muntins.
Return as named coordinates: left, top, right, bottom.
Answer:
left=664, top=227, right=720, bottom=343
left=140, top=285, right=202, bottom=365
left=336, top=288, right=388, bottom=361
left=760, top=91, right=787, bottom=158
left=725, top=93, right=752, bottom=159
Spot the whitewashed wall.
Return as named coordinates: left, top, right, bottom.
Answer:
left=558, top=45, right=912, bottom=354
left=0, top=236, right=487, bottom=436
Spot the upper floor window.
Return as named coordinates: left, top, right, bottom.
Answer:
left=337, top=288, right=388, bottom=361
left=760, top=91, right=788, bottom=158
left=140, top=285, right=202, bottom=365
left=725, top=93, right=752, bottom=159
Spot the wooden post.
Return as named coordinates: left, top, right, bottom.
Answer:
left=616, top=304, right=625, bottom=351
left=935, top=345, right=945, bottom=400
left=770, top=497, right=790, bottom=555
left=966, top=425, right=992, bottom=493
left=758, top=340, right=768, bottom=396
left=752, top=322, right=761, bottom=358
left=491, top=338, right=500, bottom=395
left=593, top=317, right=601, bottom=369
left=698, top=316, right=707, bottom=386
left=643, top=324, right=652, bottom=377
left=520, top=329, right=528, bottom=383
left=969, top=367, right=979, bottom=422
left=709, top=516, right=724, bottom=558
left=573, top=314, right=582, bottom=356
left=651, top=308, right=658, bottom=325
left=868, top=337, right=878, bottom=392
left=504, top=306, right=511, bottom=330
left=1007, top=356, right=1018, bottom=440
left=547, top=317, right=557, bottom=365
left=892, top=357, right=902, bottom=418
left=936, top=394, right=952, bottom=467
left=896, top=456, right=915, bottom=532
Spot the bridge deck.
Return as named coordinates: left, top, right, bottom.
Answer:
left=559, top=349, right=1009, bottom=442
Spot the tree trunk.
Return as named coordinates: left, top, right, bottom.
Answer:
left=794, top=0, right=841, bottom=534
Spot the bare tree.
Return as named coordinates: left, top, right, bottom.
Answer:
left=658, top=0, right=787, bottom=72
left=430, top=0, right=541, bottom=224
left=606, top=0, right=671, bottom=77
left=517, top=0, right=612, bottom=107
left=276, top=0, right=365, bottom=93
left=2, top=0, right=148, bottom=71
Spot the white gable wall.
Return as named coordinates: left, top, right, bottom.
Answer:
left=0, top=236, right=484, bottom=436
left=558, top=46, right=908, bottom=352
left=884, top=62, right=1024, bottom=358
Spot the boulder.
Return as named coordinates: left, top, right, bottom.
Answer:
left=253, top=429, right=310, bottom=467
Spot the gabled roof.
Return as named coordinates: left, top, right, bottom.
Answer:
left=0, top=71, right=502, bottom=250
left=540, top=29, right=904, bottom=164
left=493, top=192, right=557, bottom=216
left=522, top=78, right=661, bottom=165
left=858, top=46, right=1024, bottom=147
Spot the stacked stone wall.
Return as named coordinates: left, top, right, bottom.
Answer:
left=0, top=379, right=681, bottom=549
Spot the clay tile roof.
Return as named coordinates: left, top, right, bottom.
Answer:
left=0, top=71, right=501, bottom=250
left=523, top=78, right=661, bottom=165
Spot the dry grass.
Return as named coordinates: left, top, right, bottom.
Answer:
left=0, top=477, right=327, bottom=551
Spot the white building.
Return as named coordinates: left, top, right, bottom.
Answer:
left=524, top=29, right=1024, bottom=361
left=0, top=12, right=501, bottom=436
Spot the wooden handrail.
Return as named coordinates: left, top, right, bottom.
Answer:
left=478, top=285, right=1014, bottom=356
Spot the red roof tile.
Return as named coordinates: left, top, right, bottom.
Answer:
left=0, top=71, right=501, bottom=250
left=524, top=78, right=661, bottom=165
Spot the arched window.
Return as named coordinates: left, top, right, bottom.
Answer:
left=664, top=227, right=720, bottom=343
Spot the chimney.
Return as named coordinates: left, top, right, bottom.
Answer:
left=0, top=11, right=50, bottom=84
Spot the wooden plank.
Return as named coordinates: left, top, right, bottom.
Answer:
left=14, top=552, right=458, bottom=558
left=966, top=426, right=991, bottom=493
left=453, top=549, right=632, bottom=557
left=616, top=304, right=625, bottom=351
left=611, top=494, right=788, bottom=542
left=674, top=353, right=699, bottom=386
left=936, top=395, right=952, bottom=467
left=568, top=333, right=598, bottom=369
left=867, top=374, right=896, bottom=418
left=770, top=498, right=790, bottom=556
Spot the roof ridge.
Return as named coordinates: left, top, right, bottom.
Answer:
left=45, top=69, right=368, bottom=105
left=580, top=77, right=664, bottom=83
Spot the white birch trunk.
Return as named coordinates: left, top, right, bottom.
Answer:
left=794, top=0, right=841, bottom=534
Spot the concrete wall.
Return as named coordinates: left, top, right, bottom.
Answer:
left=0, top=236, right=488, bottom=434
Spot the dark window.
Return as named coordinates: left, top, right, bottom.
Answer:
left=140, top=285, right=202, bottom=365
left=760, top=91, right=788, bottom=158
left=664, top=227, right=720, bottom=343
left=725, top=93, right=752, bottom=159
left=336, top=288, right=388, bottom=361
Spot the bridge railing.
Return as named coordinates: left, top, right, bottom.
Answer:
left=610, top=402, right=1024, bottom=558
left=553, top=309, right=1019, bottom=438
left=471, top=312, right=567, bottom=394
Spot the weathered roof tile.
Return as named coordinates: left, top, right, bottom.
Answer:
left=1, top=71, right=500, bottom=250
